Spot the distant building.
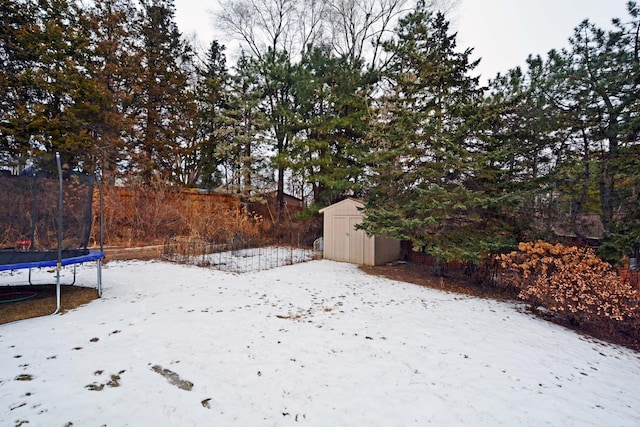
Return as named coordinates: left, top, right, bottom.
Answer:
left=248, top=191, right=304, bottom=224
left=551, top=214, right=605, bottom=244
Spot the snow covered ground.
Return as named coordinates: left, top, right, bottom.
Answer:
left=1, top=259, right=639, bottom=426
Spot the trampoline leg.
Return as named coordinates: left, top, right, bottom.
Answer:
left=52, top=266, right=61, bottom=315
left=70, top=264, right=77, bottom=286
left=97, top=259, right=102, bottom=298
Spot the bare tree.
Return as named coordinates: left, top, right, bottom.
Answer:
left=215, top=0, right=457, bottom=64
left=325, top=0, right=457, bottom=66
left=325, top=0, right=409, bottom=65
left=295, top=0, right=329, bottom=52
left=216, top=0, right=326, bottom=59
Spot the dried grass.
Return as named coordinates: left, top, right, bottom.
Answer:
left=96, top=183, right=264, bottom=247
left=0, top=285, right=98, bottom=324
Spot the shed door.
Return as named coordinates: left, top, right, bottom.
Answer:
left=348, top=216, right=365, bottom=264
left=333, top=215, right=365, bottom=264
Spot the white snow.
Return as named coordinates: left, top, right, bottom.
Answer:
left=1, top=259, right=639, bottom=426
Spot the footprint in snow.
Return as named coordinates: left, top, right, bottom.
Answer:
left=151, top=365, right=194, bottom=391
left=15, top=374, right=33, bottom=381
left=10, top=402, right=26, bottom=411
left=85, top=370, right=125, bottom=391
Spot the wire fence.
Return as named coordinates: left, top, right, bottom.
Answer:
left=162, top=237, right=316, bottom=273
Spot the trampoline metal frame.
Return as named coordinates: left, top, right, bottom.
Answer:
left=0, top=250, right=105, bottom=297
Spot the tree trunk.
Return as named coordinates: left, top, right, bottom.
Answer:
left=277, top=166, right=285, bottom=222
left=599, top=134, right=619, bottom=233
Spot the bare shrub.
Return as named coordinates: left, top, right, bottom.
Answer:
left=96, top=184, right=266, bottom=247
left=98, top=183, right=185, bottom=246
left=499, top=241, right=639, bottom=343
left=182, top=197, right=264, bottom=244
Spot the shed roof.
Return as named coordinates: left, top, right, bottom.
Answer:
left=318, top=198, right=364, bottom=214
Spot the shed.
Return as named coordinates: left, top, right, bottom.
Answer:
left=319, top=198, right=400, bottom=265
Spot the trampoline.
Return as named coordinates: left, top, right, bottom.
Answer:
left=0, top=249, right=104, bottom=271
left=0, top=249, right=104, bottom=288
left=0, top=153, right=105, bottom=315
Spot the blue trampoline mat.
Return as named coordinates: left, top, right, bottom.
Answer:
left=0, top=250, right=105, bottom=272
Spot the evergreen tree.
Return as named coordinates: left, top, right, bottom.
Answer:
left=478, top=4, right=640, bottom=262
left=0, top=0, right=34, bottom=165
left=135, top=0, right=196, bottom=183
left=556, top=8, right=640, bottom=234
left=291, top=46, right=371, bottom=208
left=1, top=0, right=103, bottom=171
left=360, top=2, right=494, bottom=266
left=542, top=3, right=640, bottom=260
left=258, top=48, right=298, bottom=213
left=480, top=58, right=570, bottom=243
left=216, top=51, right=266, bottom=193
left=83, top=0, right=142, bottom=181
left=193, top=40, right=229, bottom=188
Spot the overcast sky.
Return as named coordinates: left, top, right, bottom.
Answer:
left=173, top=0, right=632, bottom=82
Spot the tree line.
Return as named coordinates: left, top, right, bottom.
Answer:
left=1, top=0, right=638, bottom=264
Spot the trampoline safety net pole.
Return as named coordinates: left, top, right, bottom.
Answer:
left=53, top=152, right=63, bottom=315
left=97, top=174, right=104, bottom=298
